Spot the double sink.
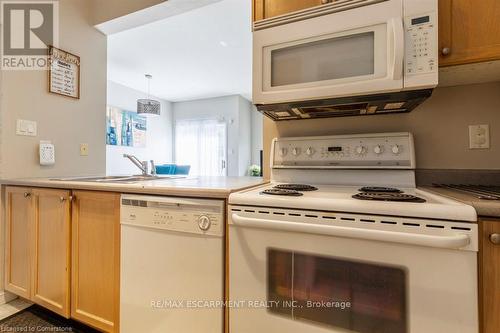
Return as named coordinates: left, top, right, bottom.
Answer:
left=52, top=175, right=186, bottom=184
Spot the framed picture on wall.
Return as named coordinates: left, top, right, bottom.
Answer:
left=48, top=46, right=80, bottom=99
left=106, top=106, right=147, bottom=148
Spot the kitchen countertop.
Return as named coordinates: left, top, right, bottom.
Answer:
left=423, top=186, right=500, bottom=219
left=0, top=176, right=267, bottom=199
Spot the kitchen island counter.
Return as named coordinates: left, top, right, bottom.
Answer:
left=1, top=176, right=267, bottom=199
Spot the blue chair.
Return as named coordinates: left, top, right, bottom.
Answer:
left=155, top=164, right=191, bottom=175
left=174, top=165, right=191, bottom=175
left=155, top=164, right=176, bottom=175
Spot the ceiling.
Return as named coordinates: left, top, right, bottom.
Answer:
left=107, top=0, right=252, bottom=102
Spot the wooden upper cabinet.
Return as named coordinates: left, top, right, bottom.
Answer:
left=32, top=188, right=71, bottom=318
left=439, top=0, right=500, bottom=66
left=253, top=0, right=325, bottom=21
left=479, top=219, right=500, bottom=333
left=71, top=191, right=121, bottom=333
left=5, top=187, right=33, bottom=299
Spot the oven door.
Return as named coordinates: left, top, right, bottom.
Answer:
left=229, top=212, right=478, bottom=333
left=253, top=0, right=404, bottom=104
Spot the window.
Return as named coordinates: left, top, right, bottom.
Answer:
left=175, top=119, right=227, bottom=176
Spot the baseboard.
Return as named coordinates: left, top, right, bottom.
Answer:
left=0, top=290, right=18, bottom=305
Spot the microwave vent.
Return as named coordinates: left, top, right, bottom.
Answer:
left=384, top=102, right=406, bottom=110
left=256, top=89, right=433, bottom=121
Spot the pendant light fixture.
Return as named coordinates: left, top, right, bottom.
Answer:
left=137, top=74, right=161, bottom=116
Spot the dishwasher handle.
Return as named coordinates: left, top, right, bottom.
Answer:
left=231, top=214, right=471, bottom=250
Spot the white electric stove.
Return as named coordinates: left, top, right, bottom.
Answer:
left=228, top=132, right=479, bottom=333
left=230, top=184, right=477, bottom=222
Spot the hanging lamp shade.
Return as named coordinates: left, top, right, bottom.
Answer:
left=137, top=74, right=161, bottom=116
left=137, top=98, right=161, bottom=116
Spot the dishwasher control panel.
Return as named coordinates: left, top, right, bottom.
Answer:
left=120, top=194, right=224, bottom=237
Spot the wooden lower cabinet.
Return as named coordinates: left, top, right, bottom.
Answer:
left=5, top=187, right=120, bottom=332
left=5, top=187, right=71, bottom=317
left=71, top=191, right=121, bottom=333
left=479, top=219, right=500, bottom=333
left=32, top=188, right=71, bottom=317
left=5, top=187, right=33, bottom=299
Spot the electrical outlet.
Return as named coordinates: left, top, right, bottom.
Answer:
left=469, top=125, right=490, bottom=149
left=80, top=143, right=89, bottom=156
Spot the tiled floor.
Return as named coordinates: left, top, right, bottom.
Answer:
left=0, top=303, right=100, bottom=333
left=0, top=298, right=32, bottom=321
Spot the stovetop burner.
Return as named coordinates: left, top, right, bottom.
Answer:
left=359, top=186, right=403, bottom=193
left=352, top=192, right=426, bottom=203
left=261, top=189, right=304, bottom=196
left=274, top=184, right=318, bottom=191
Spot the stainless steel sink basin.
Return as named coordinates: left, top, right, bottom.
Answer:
left=51, top=175, right=185, bottom=183
left=110, top=176, right=165, bottom=182
left=52, top=176, right=132, bottom=182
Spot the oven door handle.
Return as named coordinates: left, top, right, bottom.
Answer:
left=231, top=214, right=471, bottom=249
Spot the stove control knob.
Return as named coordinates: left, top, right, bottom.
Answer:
left=391, top=145, right=401, bottom=155
left=373, top=145, right=384, bottom=155
left=279, top=148, right=287, bottom=157
left=355, top=146, right=366, bottom=155
left=306, top=147, right=315, bottom=156
left=292, top=147, right=301, bottom=156
left=198, top=215, right=211, bottom=231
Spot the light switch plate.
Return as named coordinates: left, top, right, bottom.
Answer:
left=16, top=119, right=37, bottom=136
left=469, top=124, right=490, bottom=149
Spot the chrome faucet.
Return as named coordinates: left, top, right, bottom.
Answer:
left=150, top=160, right=157, bottom=176
left=123, top=154, right=149, bottom=175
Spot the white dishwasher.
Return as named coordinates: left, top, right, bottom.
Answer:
left=120, top=194, right=224, bottom=333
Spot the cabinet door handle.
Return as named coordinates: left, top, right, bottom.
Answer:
left=24, top=192, right=31, bottom=198
left=321, top=0, right=332, bottom=3
left=60, top=195, right=74, bottom=203
left=490, top=233, right=500, bottom=245
left=441, top=47, right=451, bottom=56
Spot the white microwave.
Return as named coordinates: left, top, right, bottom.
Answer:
left=253, top=0, right=438, bottom=120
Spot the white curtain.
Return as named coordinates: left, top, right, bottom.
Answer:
left=175, top=119, right=227, bottom=176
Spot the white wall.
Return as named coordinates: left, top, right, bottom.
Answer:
left=91, top=0, right=166, bottom=25
left=238, top=97, right=252, bottom=176
left=0, top=0, right=107, bottom=179
left=263, top=81, right=500, bottom=177
left=94, top=0, right=223, bottom=35
left=251, top=106, right=263, bottom=167
left=172, top=95, right=252, bottom=176
left=106, top=81, right=173, bottom=175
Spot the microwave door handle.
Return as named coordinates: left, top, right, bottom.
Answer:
left=231, top=214, right=471, bottom=250
left=389, top=17, right=404, bottom=80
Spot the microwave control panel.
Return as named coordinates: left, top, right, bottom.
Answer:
left=404, top=13, right=437, bottom=75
